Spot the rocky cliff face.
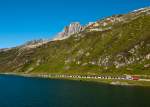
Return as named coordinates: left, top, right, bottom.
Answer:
left=0, top=7, right=150, bottom=75
left=53, top=22, right=83, bottom=40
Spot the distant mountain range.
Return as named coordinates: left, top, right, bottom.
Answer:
left=0, top=7, right=150, bottom=75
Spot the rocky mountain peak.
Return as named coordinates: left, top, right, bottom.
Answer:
left=53, top=22, right=83, bottom=41
left=68, top=22, right=82, bottom=35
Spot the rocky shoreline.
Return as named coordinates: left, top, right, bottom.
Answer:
left=1, top=73, right=150, bottom=87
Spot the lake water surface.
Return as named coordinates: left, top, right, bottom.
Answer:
left=0, top=74, right=150, bottom=107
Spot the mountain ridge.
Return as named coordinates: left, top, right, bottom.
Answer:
left=0, top=7, right=150, bottom=75
left=1, top=7, right=150, bottom=50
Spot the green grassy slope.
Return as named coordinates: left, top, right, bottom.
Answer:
left=0, top=9, right=150, bottom=75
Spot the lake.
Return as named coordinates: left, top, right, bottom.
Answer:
left=0, top=74, right=150, bottom=107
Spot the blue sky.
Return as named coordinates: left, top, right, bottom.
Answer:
left=0, top=0, right=150, bottom=48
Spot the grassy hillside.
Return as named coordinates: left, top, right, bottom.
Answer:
left=0, top=8, right=150, bottom=75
